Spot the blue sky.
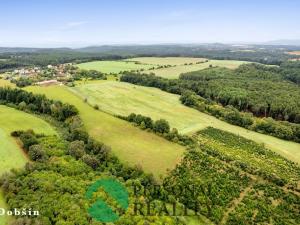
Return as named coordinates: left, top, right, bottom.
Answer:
left=0, top=0, right=299, bottom=47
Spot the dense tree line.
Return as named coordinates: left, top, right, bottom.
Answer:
left=74, top=69, right=106, bottom=80
left=11, top=77, right=34, bottom=87
left=0, top=87, right=78, bottom=121
left=181, top=91, right=300, bottom=142
left=280, top=61, right=300, bottom=84
left=0, top=51, right=125, bottom=70
left=179, top=64, right=300, bottom=123
left=119, top=113, right=194, bottom=146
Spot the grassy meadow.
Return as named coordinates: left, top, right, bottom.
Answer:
left=25, top=85, right=185, bottom=179
left=76, top=57, right=248, bottom=79
left=0, top=105, right=56, bottom=174
left=126, top=57, right=207, bottom=65
left=69, top=80, right=300, bottom=164
left=0, top=79, right=15, bottom=87
left=0, top=105, right=56, bottom=225
left=144, top=59, right=249, bottom=78
left=77, top=60, right=153, bottom=74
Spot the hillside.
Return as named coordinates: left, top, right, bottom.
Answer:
left=0, top=105, right=56, bottom=225
left=25, top=85, right=185, bottom=179
left=69, top=80, right=300, bottom=164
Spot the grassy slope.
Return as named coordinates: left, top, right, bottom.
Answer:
left=0, top=106, right=56, bottom=173
left=77, top=60, right=153, bottom=74
left=125, top=57, right=207, bottom=65
left=26, top=85, right=185, bottom=179
left=0, top=105, right=56, bottom=225
left=69, top=81, right=300, bottom=164
left=0, top=79, right=15, bottom=87
left=76, top=58, right=248, bottom=79
left=144, top=59, right=248, bottom=78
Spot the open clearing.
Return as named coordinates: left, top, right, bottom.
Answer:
left=143, top=59, right=249, bottom=78
left=69, top=80, right=300, bottom=164
left=0, top=105, right=56, bottom=225
left=77, top=60, right=153, bottom=74
left=26, top=85, right=185, bottom=179
left=125, top=57, right=207, bottom=65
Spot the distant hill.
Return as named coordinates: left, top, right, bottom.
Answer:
left=263, top=39, right=300, bottom=46
left=0, top=47, right=72, bottom=53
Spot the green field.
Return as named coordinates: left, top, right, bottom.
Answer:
left=144, top=59, right=249, bottom=78
left=125, top=57, right=207, bottom=65
left=26, top=85, right=185, bottom=179
left=0, top=79, right=15, bottom=87
left=0, top=105, right=56, bottom=174
left=77, top=60, right=153, bottom=74
left=68, top=80, right=300, bottom=164
left=76, top=58, right=248, bottom=78
left=0, top=105, right=56, bottom=225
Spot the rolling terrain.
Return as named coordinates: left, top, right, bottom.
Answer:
left=77, top=60, right=153, bottom=74
left=0, top=105, right=56, bottom=225
left=144, top=59, right=249, bottom=78
left=25, top=85, right=185, bottom=179
left=125, top=57, right=207, bottom=65
left=76, top=57, right=249, bottom=79
left=0, top=105, right=56, bottom=173
left=68, top=80, right=300, bottom=164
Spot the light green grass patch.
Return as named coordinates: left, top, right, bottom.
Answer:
left=144, top=59, right=249, bottom=78
left=68, top=81, right=300, bottom=164
left=125, top=57, right=207, bottom=66
left=0, top=105, right=56, bottom=174
left=0, top=79, right=15, bottom=87
left=77, top=60, right=153, bottom=74
left=0, top=105, right=56, bottom=225
left=26, top=85, right=185, bottom=179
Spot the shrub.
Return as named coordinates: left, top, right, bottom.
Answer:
left=28, top=144, right=47, bottom=162
left=82, top=154, right=99, bottom=170
left=20, top=131, right=38, bottom=151
left=68, top=140, right=85, bottom=159
left=153, top=119, right=170, bottom=134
